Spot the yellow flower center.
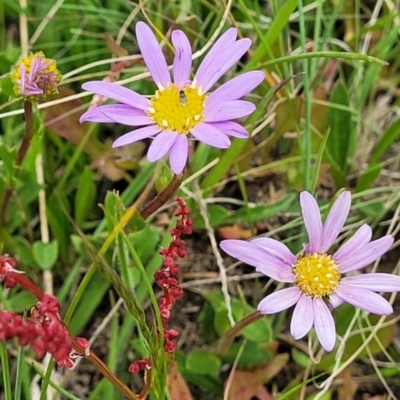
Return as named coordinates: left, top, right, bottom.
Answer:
left=293, top=253, right=341, bottom=297
left=148, top=84, right=206, bottom=134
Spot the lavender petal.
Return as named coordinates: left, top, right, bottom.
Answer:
left=169, top=134, right=188, bottom=174
left=190, top=123, right=231, bottom=148
left=136, top=22, right=171, bottom=88
left=313, top=298, right=336, bottom=352
left=337, top=235, right=394, bottom=273
left=194, top=28, right=237, bottom=88
left=290, top=295, right=314, bottom=339
left=341, top=273, right=400, bottom=292
left=82, top=81, right=149, bottom=110
left=147, top=130, right=178, bottom=161
left=172, top=30, right=192, bottom=86
left=80, top=104, right=149, bottom=124
left=209, top=121, right=250, bottom=138
left=195, top=39, right=252, bottom=93
left=328, top=293, right=345, bottom=309
left=204, top=100, right=256, bottom=122
left=336, top=285, right=393, bottom=315
left=257, top=287, right=302, bottom=314
left=220, top=239, right=274, bottom=267
left=206, top=71, right=265, bottom=106
left=300, top=192, right=323, bottom=254
left=320, top=191, right=351, bottom=253
left=333, top=224, right=372, bottom=264
left=112, top=125, right=161, bottom=148
left=251, top=237, right=297, bottom=265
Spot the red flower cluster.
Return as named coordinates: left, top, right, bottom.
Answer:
left=0, top=295, right=74, bottom=367
left=0, top=254, right=21, bottom=288
left=129, top=197, right=192, bottom=374
left=0, top=254, right=88, bottom=368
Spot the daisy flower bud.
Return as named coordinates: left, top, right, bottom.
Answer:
left=10, top=51, right=62, bottom=100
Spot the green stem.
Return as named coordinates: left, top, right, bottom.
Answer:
left=0, top=341, right=12, bottom=400
left=257, top=51, right=387, bottom=68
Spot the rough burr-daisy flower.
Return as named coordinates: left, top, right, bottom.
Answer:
left=80, top=22, right=264, bottom=174
left=10, top=52, right=62, bottom=100
left=220, top=191, right=400, bottom=352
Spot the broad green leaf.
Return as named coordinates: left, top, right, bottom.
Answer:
left=186, top=349, right=221, bottom=376
left=221, top=341, right=271, bottom=369
left=33, top=240, right=58, bottom=270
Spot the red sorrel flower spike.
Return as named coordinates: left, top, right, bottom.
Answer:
left=130, top=197, right=192, bottom=374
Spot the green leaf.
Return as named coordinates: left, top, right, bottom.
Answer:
left=221, top=341, right=271, bottom=369
left=154, top=162, right=174, bottom=192
left=326, top=81, right=352, bottom=186
left=242, top=314, right=272, bottom=342
left=74, top=166, right=96, bottom=225
left=356, top=117, right=400, bottom=191
left=186, top=349, right=221, bottom=376
left=33, top=240, right=58, bottom=270
left=222, top=194, right=296, bottom=225
left=0, top=74, right=16, bottom=98
left=192, top=204, right=229, bottom=229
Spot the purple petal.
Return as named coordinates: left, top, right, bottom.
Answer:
left=257, top=287, right=302, bottom=314
left=204, top=100, right=256, bottom=123
left=209, top=121, right=250, bottom=138
left=80, top=104, right=153, bottom=126
left=172, top=30, right=192, bottom=86
left=136, top=22, right=171, bottom=88
left=194, top=28, right=237, bottom=88
left=79, top=104, right=120, bottom=124
left=220, top=239, right=273, bottom=267
left=337, top=235, right=394, bottom=273
left=341, top=273, right=400, bottom=292
left=336, top=285, right=393, bottom=315
left=313, top=298, right=336, bottom=352
left=222, top=240, right=295, bottom=282
left=320, top=191, right=352, bottom=253
left=333, top=224, right=372, bottom=264
left=169, top=134, right=188, bottom=174
left=112, top=125, right=161, bottom=147
left=147, top=130, right=178, bottom=161
left=206, top=71, right=265, bottom=107
left=250, top=237, right=297, bottom=265
left=290, top=295, right=314, bottom=339
left=82, top=81, right=149, bottom=110
left=196, top=39, right=252, bottom=93
left=328, top=293, right=344, bottom=309
left=255, top=262, right=295, bottom=283
left=300, top=192, right=323, bottom=254
left=190, top=123, right=231, bottom=148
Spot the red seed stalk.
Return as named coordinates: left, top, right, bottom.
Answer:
left=129, top=197, right=192, bottom=374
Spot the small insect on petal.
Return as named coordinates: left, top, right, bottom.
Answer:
left=179, top=90, right=187, bottom=106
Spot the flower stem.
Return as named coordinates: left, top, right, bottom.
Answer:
left=140, top=170, right=185, bottom=219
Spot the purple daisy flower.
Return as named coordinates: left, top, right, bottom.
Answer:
left=220, top=191, right=400, bottom=352
left=80, top=22, right=264, bottom=174
left=10, top=52, right=61, bottom=100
